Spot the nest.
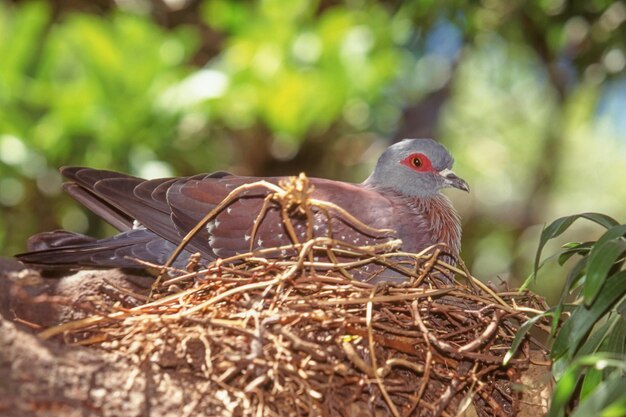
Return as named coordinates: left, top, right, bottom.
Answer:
left=39, top=174, right=548, bottom=417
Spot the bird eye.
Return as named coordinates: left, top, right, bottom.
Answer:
left=401, top=153, right=431, bottom=172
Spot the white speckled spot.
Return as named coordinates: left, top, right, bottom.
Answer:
left=244, top=234, right=250, bottom=241
left=91, top=388, right=106, bottom=399
left=226, top=207, right=232, bottom=214
left=257, top=238, right=263, bottom=246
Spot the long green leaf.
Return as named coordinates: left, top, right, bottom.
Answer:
left=576, top=320, right=612, bottom=357
left=570, top=374, right=626, bottom=417
left=551, top=356, right=572, bottom=381
left=601, top=399, right=626, bottom=417
left=579, top=367, right=603, bottom=401
left=552, top=270, right=626, bottom=359
left=603, top=316, right=626, bottom=356
left=551, top=256, right=588, bottom=335
left=617, top=298, right=626, bottom=319
left=584, top=225, right=626, bottom=306
left=548, top=364, right=583, bottom=417
left=548, top=355, right=626, bottom=417
left=558, top=241, right=594, bottom=266
left=503, top=310, right=553, bottom=365
left=552, top=315, right=574, bottom=360
left=599, top=396, right=626, bottom=417
left=530, top=213, right=618, bottom=286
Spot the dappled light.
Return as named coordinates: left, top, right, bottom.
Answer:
left=1, top=2, right=625, bottom=416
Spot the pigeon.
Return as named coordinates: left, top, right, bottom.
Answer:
left=17, top=139, right=468, bottom=283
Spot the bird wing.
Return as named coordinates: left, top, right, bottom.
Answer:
left=45, top=168, right=398, bottom=268
left=165, top=176, right=398, bottom=259
left=61, top=168, right=240, bottom=259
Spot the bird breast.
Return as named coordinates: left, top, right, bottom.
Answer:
left=396, top=194, right=462, bottom=258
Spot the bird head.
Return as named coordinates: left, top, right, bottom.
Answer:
left=365, top=139, right=469, bottom=197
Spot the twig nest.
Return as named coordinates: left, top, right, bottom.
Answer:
left=41, top=245, right=548, bottom=417
left=35, top=175, right=550, bottom=416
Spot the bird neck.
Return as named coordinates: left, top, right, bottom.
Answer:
left=398, top=192, right=462, bottom=258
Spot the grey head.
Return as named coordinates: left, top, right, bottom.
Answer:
left=364, top=138, right=469, bottom=197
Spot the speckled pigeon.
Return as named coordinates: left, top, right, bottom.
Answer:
left=17, top=139, right=468, bottom=283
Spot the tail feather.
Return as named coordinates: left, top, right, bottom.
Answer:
left=17, top=167, right=235, bottom=271
left=26, top=230, right=97, bottom=252
left=63, top=184, right=133, bottom=231
left=17, top=229, right=192, bottom=270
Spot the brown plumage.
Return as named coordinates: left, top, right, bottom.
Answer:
left=17, top=139, right=468, bottom=283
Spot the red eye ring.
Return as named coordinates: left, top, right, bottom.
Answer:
left=401, top=153, right=433, bottom=172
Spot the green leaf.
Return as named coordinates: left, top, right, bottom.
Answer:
left=548, top=364, right=583, bottom=417
left=570, top=374, right=626, bottom=417
left=558, top=241, right=594, bottom=265
left=603, top=317, right=626, bottom=356
left=552, top=316, right=574, bottom=360
left=548, top=355, right=626, bottom=417
left=551, top=356, right=569, bottom=381
left=503, top=311, right=553, bottom=365
left=528, top=213, right=618, bottom=289
left=551, top=256, right=588, bottom=335
left=617, top=298, right=626, bottom=319
left=580, top=366, right=603, bottom=401
left=584, top=225, right=626, bottom=306
left=552, top=270, right=626, bottom=359
left=576, top=320, right=612, bottom=357
left=599, top=395, right=626, bottom=417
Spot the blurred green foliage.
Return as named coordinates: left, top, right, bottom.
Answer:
left=1, top=0, right=626, bottom=296
left=0, top=1, right=204, bottom=247
left=202, top=0, right=401, bottom=137
left=0, top=1, right=199, bottom=166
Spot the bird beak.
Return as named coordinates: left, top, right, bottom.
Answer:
left=439, top=169, right=470, bottom=192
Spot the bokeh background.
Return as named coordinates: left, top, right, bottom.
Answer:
left=1, top=0, right=625, bottom=299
